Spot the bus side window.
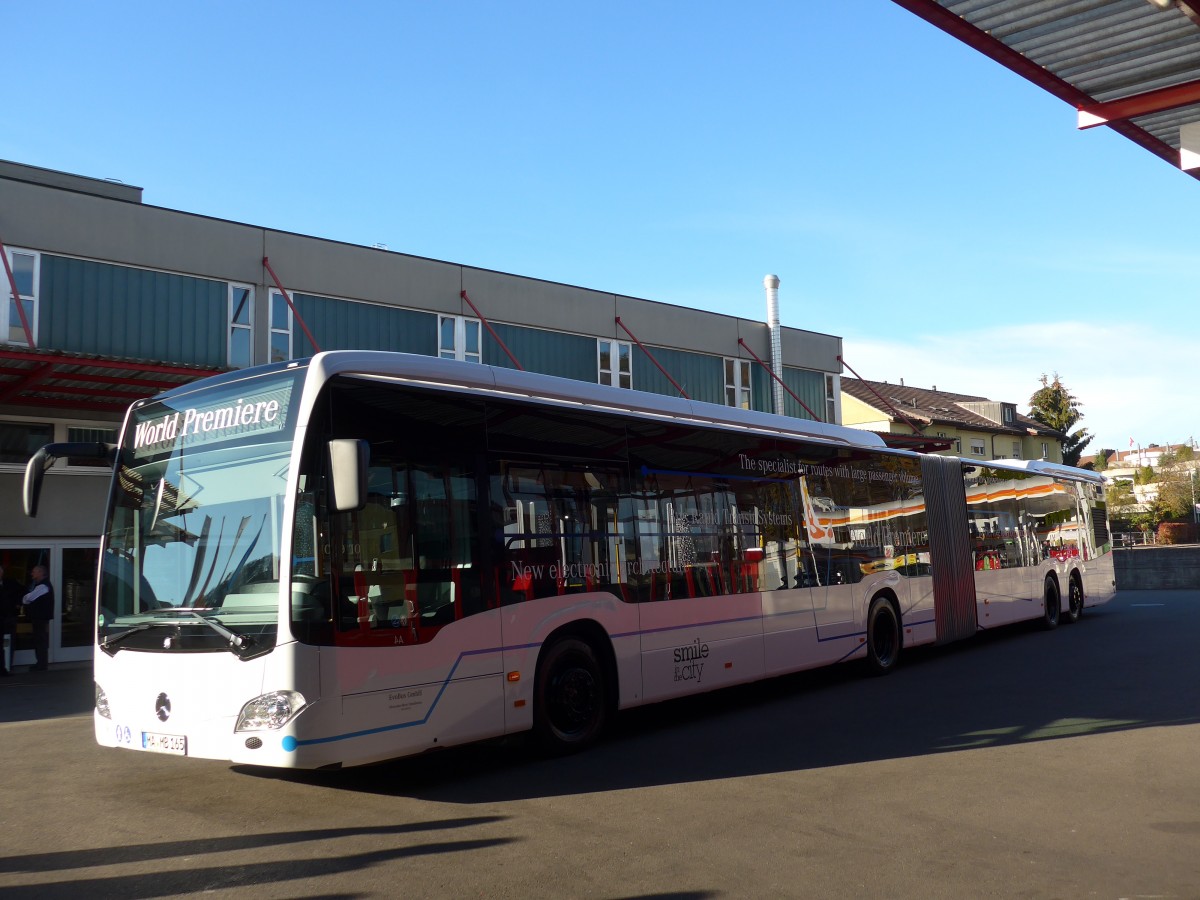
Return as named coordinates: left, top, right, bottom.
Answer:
left=494, top=462, right=631, bottom=603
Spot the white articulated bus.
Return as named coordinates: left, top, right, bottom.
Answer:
left=24, top=352, right=1115, bottom=769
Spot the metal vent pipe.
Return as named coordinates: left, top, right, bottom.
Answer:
left=764, top=274, right=785, bottom=415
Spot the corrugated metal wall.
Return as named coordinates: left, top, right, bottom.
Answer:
left=37, top=251, right=838, bottom=424
left=920, top=453, right=977, bottom=643
left=484, top=323, right=597, bottom=382
left=39, top=255, right=225, bottom=366
left=632, top=345, right=723, bottom=405
left=781, top=367, right=826, bottom=421
left=292, top=293, right=436, bottom=357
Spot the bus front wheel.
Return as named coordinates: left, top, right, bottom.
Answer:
left=866, top=596, right=901, bottom=676
left=534, top=637, right=608, bottom=753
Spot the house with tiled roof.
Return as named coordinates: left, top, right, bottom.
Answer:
left=839, top=378, right=1067, bottom=463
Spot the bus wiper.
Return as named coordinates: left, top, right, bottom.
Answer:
left=99, top=610, right=255, bottom=658
left=99, top=621, right=164, bottom=656
left=181, top=610, right=255, bottom=656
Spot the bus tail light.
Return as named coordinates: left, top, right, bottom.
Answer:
left=235, top=691, right=307, bottom=731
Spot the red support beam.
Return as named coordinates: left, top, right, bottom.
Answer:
left=0, top=363, right=54, bottom=403
left=889, top=0, right=1195, bottom=176
left=615, top=317, right=689, bottom=399
left=836, top=355, right=926, bottom=437
left=460, top=290, right=524, bottom=370
left=0, top=236, right=36, bottom=348
left=1078, top=78, right=1200, bottom=129
left=262, top=257, right=322, bottom=354
left=737, top=338, right=822, bottom=421
left=29, top=369, right=185, bottom=392
left=11, top=382, right=147, bottom=400
left=0, top=349, right=219, bottom=413
left=2, top=396, right=130, bottom=412
left=0, top=349, right=222, bottom=378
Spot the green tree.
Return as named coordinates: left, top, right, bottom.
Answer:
left=1028, top=373, right=1092, bottom=467
left=1106, top=481, right=1138, bottom=525
left=1156, top=452, right=1198, bottom=521
left=1130, top=501, right=1165, bottom=535
left=1092, top=450, right=1109, bottom=472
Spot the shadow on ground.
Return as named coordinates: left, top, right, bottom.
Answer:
left=239, top=591, right=1200, bottom=802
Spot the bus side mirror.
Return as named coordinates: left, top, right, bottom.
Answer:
left=328, top=439, right=369, bottom=512
left=24, top=442, right=116, bottom=517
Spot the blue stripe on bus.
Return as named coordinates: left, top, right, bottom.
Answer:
left=290, top=645, right=506, bottom=748
left=287, top=607, right=911, bottom=750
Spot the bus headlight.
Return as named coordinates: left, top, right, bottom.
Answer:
left=95, top=682, right=111, bottom=719
left=235, top=691, right=307, bottom=731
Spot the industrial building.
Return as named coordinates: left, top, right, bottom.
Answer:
left=0, top=159, right=844, bottom=667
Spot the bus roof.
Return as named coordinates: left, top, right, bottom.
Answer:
left=305, top=350, right=890, bottom=451
left=968, top=457, right=1104, bottom=485
left=144, top=352, right=1103, bottom=483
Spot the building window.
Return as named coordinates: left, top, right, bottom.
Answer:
left=1003, top=405, right=1014, bottom=424
left=0, top=421, right=53, bottom=465
left=228, top=283, right=254, bottom=368
left=1041, top=442, right=1049, bottom=459
left=269, top=290, right=293, bottom=363
left=66, top=425, right=119, bottom=468
left=1012, top=441, right=1021, bottom=459
left=970, top=439, right=986, bottom=456
left=3, top=247, right=38, bottom=347
left=598, top=339, right=632, bottom=389
left=825, top=374, right=837, bottom=423
left=936, top=431, right=962, bottom=453
left=724, top=358, right=751, bottom=410
left=439, top=315, right=481, bottom=364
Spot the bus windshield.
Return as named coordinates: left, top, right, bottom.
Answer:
left=99, top=368, right=303, bottom=653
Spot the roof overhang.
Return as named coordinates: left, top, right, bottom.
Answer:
left=876, top=432, right=955, bottom=453
left=892, top=0, right=1200, bottom=179
left=0, top=347, right=227, bottom=415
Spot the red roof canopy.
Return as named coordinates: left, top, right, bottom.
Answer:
left=893, top=0, right=1200, bottom=181
left=0, top=347, right=226, bottom=415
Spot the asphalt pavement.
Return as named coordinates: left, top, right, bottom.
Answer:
left=2, top=590, right=1199, bottom=898
left=0, top=661, right=93, bottom=724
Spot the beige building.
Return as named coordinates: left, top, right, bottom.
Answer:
left=840, top=379, right=1066, bottom=464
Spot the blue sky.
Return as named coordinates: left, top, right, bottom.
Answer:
left=6, top=2, right=1197, bottom=454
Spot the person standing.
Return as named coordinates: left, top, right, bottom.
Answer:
left=22, top=565, right=53, bottom=672
left=0, top=565, right=22, bottom=676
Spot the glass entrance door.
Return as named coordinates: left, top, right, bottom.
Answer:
left=2, top=546, right=50, bottom=670
left=1, top=543, right=99, bottom=669
left=58, top=545, right=99, bottom=663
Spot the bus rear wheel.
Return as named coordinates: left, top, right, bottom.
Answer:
left=1042, top=577, right=1061, bottom=630
left=866, top=597, right=901, bottom=676
left=1064, top=576, right=1084, bottom=624
left=534, top=637, right=607, bottom=753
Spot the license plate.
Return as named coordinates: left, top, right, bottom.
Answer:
left=141, top=731, right=187, bottom=755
